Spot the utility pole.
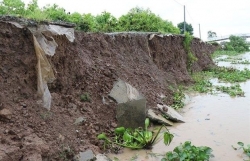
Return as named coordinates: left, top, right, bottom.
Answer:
left=199, top=24, right=201, bottom=39
left=184, top=5, right=186, bottom=33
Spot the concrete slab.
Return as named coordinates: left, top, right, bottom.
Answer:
left=147, top=109, right=174, bottom=126
left=157, top=104, right=185, bottom=123
left=117, top=98, right=146, bottom=128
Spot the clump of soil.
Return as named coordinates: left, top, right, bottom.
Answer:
left=0, top=19, right=216, bottom=160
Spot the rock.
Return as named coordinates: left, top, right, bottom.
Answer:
left=58, top=133, right=65, bottom=141
left=111, top=122, right=117, bottom=128
left=96, top=154, right=109, bottom=161
left=23, top=153, right=42, bottom=161
left=183, top=93, right=190, bottom=105
left=0, top=144, right=21, bottom=161
left=79, top=149, right=95, bottom=161
left=117, top=98, right=146, bottom=128
left=109, top=79, right=144, bottom=103
left=147, top=109, right=173, bottom=126
left=157, top=104, right=185, bottom=123
left=0, top=108, right=12, bottom=120
left=68, top=103, right=77, bottom=109
left=23, top=133, right=49, bottom=155
left=74, top=117, right=86, bottom=125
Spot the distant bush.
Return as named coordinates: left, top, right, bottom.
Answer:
left=224, top=35, right=249, bottom=53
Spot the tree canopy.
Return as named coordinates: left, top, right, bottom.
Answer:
left=207, top=31, right=217, bottom=38
left=177, top=22, right=193, bottom=35
left=0, top=1, right=180, bottom=34
left=118, top=7, right=180, bottom=33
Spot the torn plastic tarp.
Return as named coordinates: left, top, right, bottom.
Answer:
left=28, top=24, right=75, bottom=110
left=33, top=35, right=55, bottom=110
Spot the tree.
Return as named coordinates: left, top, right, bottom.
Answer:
left=177, top=22, right=193, bottom=35
left=43, top=4, right=68, bottom=21
left=207, top=31, right=217, bottom=38
left=118, top=7, right=179, bottom=34
left=0, top=0, right=25, bottom=15
left=224, top=35, right=249, bottom=53
left=95, top=11, right=118, bottom=32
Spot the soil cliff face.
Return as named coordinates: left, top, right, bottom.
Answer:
left=0, top=21, right=216, bottom=160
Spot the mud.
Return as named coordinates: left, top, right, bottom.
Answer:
left=0, top=19, right=216, bottom=160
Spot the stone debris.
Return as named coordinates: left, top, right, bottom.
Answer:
left=157, top=104, right=185, bottom=123
left=147, top=109, right=174, bottom=126
left=109, top=79, right=144, bottom=104
left=0, top=108, right=12, bottom=120
left=79, top=149, right=95, bottom=161
left=74, top=116, right=86, bottom=125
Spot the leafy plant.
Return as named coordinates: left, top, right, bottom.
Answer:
left=233, top=142, right=250, bottom=160
left=190, top=66, right=249, bottom=97
left=215, top=84, right=244, bottom=97
left=161, top=141, right=213, bottom=161
left=171, top=87, right=185, bottom=110
left=209, top=67, right=250, bottom=83
left=212, top=50, right=239, bottom=58
left=80, top=92, right=91, bottom=102
left=97, top=118, right=174, bottom=150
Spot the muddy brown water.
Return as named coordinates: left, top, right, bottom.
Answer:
left=108, top=53, right=250, bottom=161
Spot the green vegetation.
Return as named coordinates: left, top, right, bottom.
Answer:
left=161, top=141, right=213, bottom=161
left=118, top=7, right=180, bottom=33
left=224, top=35, right=250, bottom=53
left=183, top=32, right=197, bottom=72
left=190, top=67, right=250, bottom=97
left=234, top=142, right=250, bottom=159
left=80, top=93, right=91, bottom=102
left=0, top=1, right=180, bottom=33
left=207, top=31, right=217, bottom=38
left=58, top=145, right=75, bottom=161
left=177, top=22, right=193, bottom=35
left=211, top=67, right=250, bottom=83
left=171, top=87, right=185, bottom=110
left=212, top=50, right=239, bottom=58
left=97, top=118, right=174, bottom=150
left=40, top=111, right=53, bottom=120
left=231, top=60, right=250, bottom=64
left=215, top=84, right=244, bottom=97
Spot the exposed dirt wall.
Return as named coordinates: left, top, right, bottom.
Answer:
left=0, top=21, right=216, bottom=160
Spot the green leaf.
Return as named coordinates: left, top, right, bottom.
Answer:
left=144, top=131, right=153, bottom=142
left=115, top=127, right=125, bottom=135
left=163, top=132, right=174, bottom=146
left=237, top=142, right=244, bottom=147
left=145, top=118, right=150, bottom=130
left=123, top=131, right=133, bottom=142
left=97, top=133, right=107, bottom=140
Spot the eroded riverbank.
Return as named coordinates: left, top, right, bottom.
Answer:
left=108, top=52, right=250, bottom=161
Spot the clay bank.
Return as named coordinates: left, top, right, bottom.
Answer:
left=0, top=17, right=217, bottom=160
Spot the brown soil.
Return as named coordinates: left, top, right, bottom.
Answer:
left=0, top=19, right=217, bottom=160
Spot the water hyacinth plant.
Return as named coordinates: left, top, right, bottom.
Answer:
left=97, top=118, right=174, bottom=150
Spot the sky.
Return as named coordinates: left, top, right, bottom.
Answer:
left=22, top=0, right=250, bottom=41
